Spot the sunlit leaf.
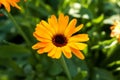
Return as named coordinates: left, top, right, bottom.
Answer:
left=92, top=14, right=104, bottom=24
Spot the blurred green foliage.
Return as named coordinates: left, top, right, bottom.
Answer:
left=0, top=0, right=120, bottom=80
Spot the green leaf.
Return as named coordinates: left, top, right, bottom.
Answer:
left=0, top=44, right=31, bottom=58
left=48, top=61, right=62, bottom=76
left=0, top=20, right=15, bottom=41
left=92, top=14, right=104, bottom=23
left=108, top=60, right=120, bottom=69
left=73, top=71, right=88, bottom=80
left=0, top=72, right=9, bottom=80
left=0, top=58, right=24, bottom=76
left=92, top=68, right=115, bottom=80
left=56, top=76, right=67, bottom=80
left=102, top=44, right=120, bottom=66
left=66, top=59, right=78, bottom=77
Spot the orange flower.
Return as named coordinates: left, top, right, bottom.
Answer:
left=32, top=13, right=89, bottom=59
left=0, top=13, right=4, bottom=16
left=0, top=0, right=21, bottom=12
left=110, top=21, right=120, bottom=42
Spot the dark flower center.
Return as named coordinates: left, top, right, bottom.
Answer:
left=52, top=34, right=67, bottom=47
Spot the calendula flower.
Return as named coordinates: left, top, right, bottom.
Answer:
left=110, top=21, right=120, bottom=42
left=0, top=0, right=21, bottom=12
left=0, top=13, right=4, bottom=16
left=32, top=13, right=89, bottom=59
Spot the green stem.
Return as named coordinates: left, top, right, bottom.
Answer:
left=5, top=10, right=31, bottom=46
left=60, top=56, right=72, bottom=80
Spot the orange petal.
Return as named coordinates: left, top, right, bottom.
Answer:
left=70, top=48, right=85, bottom=60
left=0, top=0, right=10, bottom=12
left=32, top=42, right=49, bottom=49
left=64, top=19, right=77, bottom=38
left=58, top=13, right=64, bottom=23
left=33, top=33, right=51, bottom=42
left=53, top=47, right=62, bottom=59
left=7, top=0, right=21, bottom=10
left=13, top=0, right=20, bottom=2
left=62, top=46, right=72, bottom=59
left=69, top=34, right=89, bottom=42
left=36, top=22, right=53, bottom=37
left=68, top=42, right=87, bottom=50
left=73, top=24, right=84, bottom=34
left=58, top=13, right=64, bottom=33
left=48, top=15, right=58, bottom=33
left=34, top=30, right=51, bottom=40
left=58, top=13, right=69, bottom=33
left=37, top=48, right=45, bottom=54
left=48, top=46, right=57, bottom=57
left=10, top=1, right=21, bottom=10
left=43, top=43, right=55, bottom=52
left=41, top=20, right=55, bottom=35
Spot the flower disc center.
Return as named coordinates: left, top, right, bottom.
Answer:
left=52, top=34, right=67, bottom=47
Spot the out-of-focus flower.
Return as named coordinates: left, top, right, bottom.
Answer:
left=69, top=3, right=89, bottom=19
left=0, top=13, right=4, bottom=16
left=110, top=20, right=120, bottom=42
left=32, top=13, right=89, bottom=59
left=0, top=0, right=21, bottom=12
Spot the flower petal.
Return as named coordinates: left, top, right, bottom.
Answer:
left=69, top=34, right=89, bottom=42
left=48, top=46, right=57, bottom=57
left=73, top=24, right=83, bottom=34
left=52, top=47, right=62, bottom=59
left=36, top=22, right=53, bottom=37
left=62, top=46, right=72, bottom=58
left=48, top=15, right=58, bottom=33
left=33, top=33, right=51, bottom=42
left=69, top=42, right=87, bottom=50
left=8, top=0, right=21, bottom=10
left=37, top=48, right=45, bottom=54
left=43, top=43, right=55, bottom=52
left=13, top=0, right=20, bottom=2
left=58, top=13, right=69, bottom=33
left=64, top=19, right=77, bottom=37
left=34, top=28, right=51, bottom=40
left=32, top=42, right=49, bottom=49
left=0, top=0, right=10, bottom=12
left=41, top=20, right=55, bottom=35
left=71, top=48, right=85, bottom=60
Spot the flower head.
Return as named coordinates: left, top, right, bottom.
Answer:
left=110, top=21, right=120, bottom=42
left=0, top=0, right=21, bottom=12
left=32, top=13, right=89, bottom=59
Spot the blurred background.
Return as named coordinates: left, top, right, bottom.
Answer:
left=0, top=0, right=120, bottom=80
